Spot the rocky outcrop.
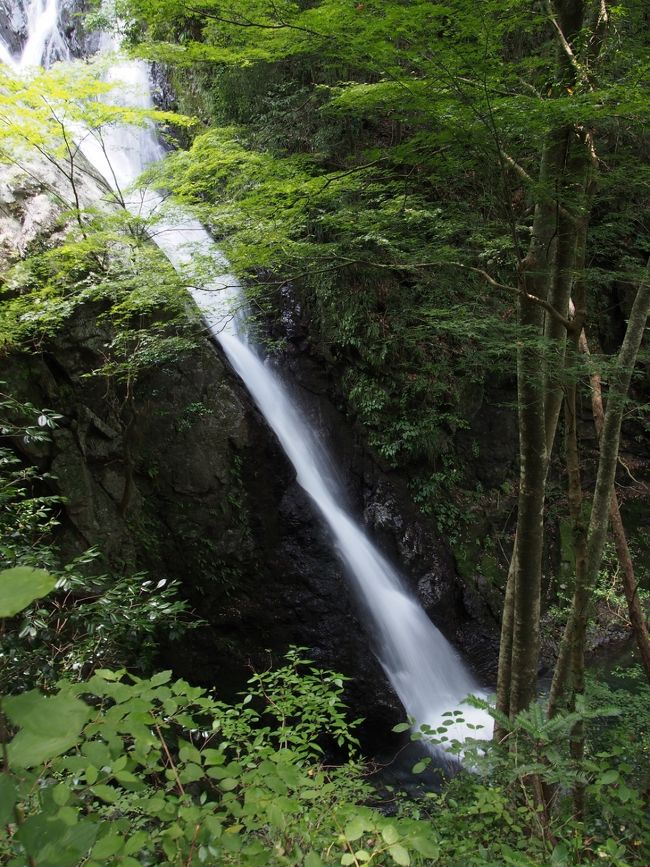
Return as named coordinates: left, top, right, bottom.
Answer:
left=267, top=292, right=504, bottom=679
left=59, top=0, right=100, bottom=58
left=0, top=0, right=97, bottom=62
left=0, top=0, right=26, bottom=56
left=3, top=310, right=414, bottom=738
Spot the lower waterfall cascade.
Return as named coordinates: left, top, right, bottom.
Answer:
left=1, top=0, right=494, bottom=748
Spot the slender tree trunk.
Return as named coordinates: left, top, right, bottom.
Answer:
left=509, top=279, right=548, bottom=716
left=545, top=143, right=593, bottom=719
left=581, top=294, right=650, bottom=681
left=562, top=336, right=589, bottom=816
left=607, top=494, right=650, bottom=680
left=543, top=124, right=580, bottom=448
left=498, top=152, right=557, bottom=717
left=549, top=261, right=650, bottom=712
left=495, top=553, right=516, bottom=738
left=496, top=0, right=589, bottom=722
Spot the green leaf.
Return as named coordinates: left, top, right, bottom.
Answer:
left=411, top=759, right=430, bottom=774
left=389, top=843, right=411, bottom=866
left=267, top=802, right=285, bottom=829
left=618, top=785, right=634, bottom=803
left=392, top=722, right=411, bottom=733
left=124, top=831, right=150, bottom=855
left=551, top=842, right=569, bottom=864
left=179, top=742, right=202, bottom=764
left=52, top=783, right=72, bottom=806
left=113, top=770, right=140, bottom=786
left=4, top=690, right=90, bottom=767
left=0, top=775, right=17, bottom=825
left=91, top=785, right=119, bottom=804
left=179, top=762, right=204, bottom=783
left=0, top=567, right=56, bottom=617
left=92, top=830, right=124, bottom=859
left=409, top=835, right=439, bottom=859
left=82, top=741, right=111, bottom=768
left=305, top=853, right=324, bottom=867
left=599, top=769, right=620, bottom=785
left=202, top=748, right=226, bottom=766
left=382, top=824, right=399, bottom=845
left=17, top=814, right=98, bottom=863
left=344, top=817, right=366, bottom=842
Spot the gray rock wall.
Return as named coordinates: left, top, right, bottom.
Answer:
left=0, top=0, right=27, bottom=55
left=0, top=0, right=97, bottom=60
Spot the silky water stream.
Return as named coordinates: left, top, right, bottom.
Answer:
left=2, top=0, right=494, bottom=755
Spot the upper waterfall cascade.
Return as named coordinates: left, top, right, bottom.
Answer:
left=1, top=0, right=494, bottom=747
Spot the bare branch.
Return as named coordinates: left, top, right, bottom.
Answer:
left=186, top=4, right=324, bottom=38
left=453, top=262, right=573, bottom=329
left=545, top=0, right=592, bottom=90
left=499, top=149, right=534, bottom=185
left=315, top=158, right=385, bottom=193
left=587, top=1, right=610, bottom=65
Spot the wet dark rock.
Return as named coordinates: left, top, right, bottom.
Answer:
left=150, top=62, right=177, bottom=113
left=0, top=0, right=26, bottom=56
left=266, top=289, right=503, bottom=687
left=0, top=0, right=97, bottom=62
left=60, top=0, right=101, bottom=58
left=2, top=301, right=406, bottom=734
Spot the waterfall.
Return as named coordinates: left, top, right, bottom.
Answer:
left=2, top=2, right=494, bottom=748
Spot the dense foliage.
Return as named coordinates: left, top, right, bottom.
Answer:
left=2, top=1, right=650, bottom=865
left=0, top=394, right=192, bottom=695
left=115, top=0, right=650, bottom=524
left=2, top=572, right=650, bottom=865
left=0, top=57, right=198, bottom=383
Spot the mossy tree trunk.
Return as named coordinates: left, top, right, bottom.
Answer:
left=578, top=327, right=650, bottom=682
left=496, top=0, right=588, bottom=722
left=549, top=261, right=650, bottom=722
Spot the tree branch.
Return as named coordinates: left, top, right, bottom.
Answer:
left=545, top=0, right=592, bottom=90
left=453, top=262, right=573, bottom=329
left=187, top=5, right=324, bottom=38
left=499, top=149, right=534, bottom=185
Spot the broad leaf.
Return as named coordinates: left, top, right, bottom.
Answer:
left=0, top=567, right=56, bottom=617
left=4, top=690, right=90, bottom=767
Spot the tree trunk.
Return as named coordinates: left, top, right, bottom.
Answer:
left=550, top=261, right=650, bottom=710
left=497, top=141, right=557, bottom=717
left=495, top=553, right=516, bottom=738
left=496, top=0, right=589, bottom=721
left=581, top=298, right=650, bottom=681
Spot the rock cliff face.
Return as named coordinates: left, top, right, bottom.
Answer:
left=0, top=0, right=25, bottom=56
left=4, top=297, right=496, bottom=739
left=0, top=0, right=96, bottom=60
left=1, top=152, right=495, bottom=744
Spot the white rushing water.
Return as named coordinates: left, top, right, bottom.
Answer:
left=2, top=1, right=493, bottom=748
